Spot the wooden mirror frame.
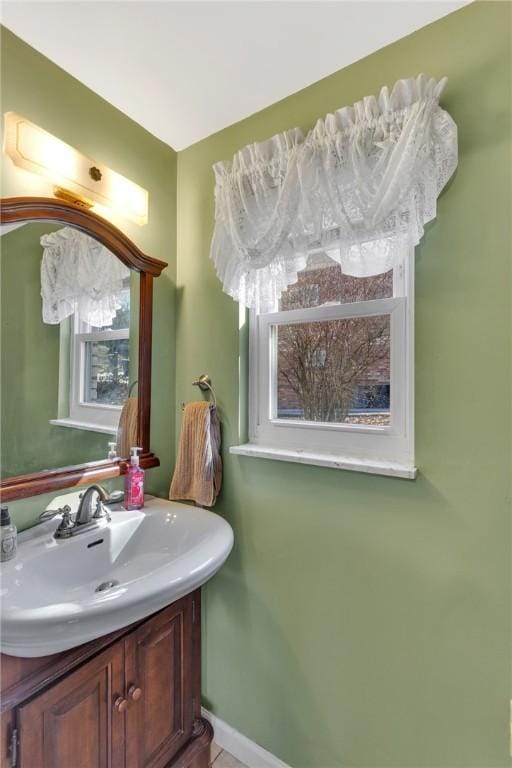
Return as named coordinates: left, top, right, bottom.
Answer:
left=0, top=197, right=167, bottom=501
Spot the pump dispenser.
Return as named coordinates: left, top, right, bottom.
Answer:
left=124, top=447, right=145, bottom=510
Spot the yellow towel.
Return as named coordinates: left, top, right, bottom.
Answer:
left=116, top=397, right=138, bottom=457
left=170, top=401, right=222, bottom=507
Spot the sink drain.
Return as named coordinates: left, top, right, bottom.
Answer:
left=95, top=580, right=119, bottom=592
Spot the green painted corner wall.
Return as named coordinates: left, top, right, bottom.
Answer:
left=176, top=3, right=511, bottom=766
left=0, top=26, right=177, bottom=528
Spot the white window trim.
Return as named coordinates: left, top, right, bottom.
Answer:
left=230, top=250, right=416, bottom=479
left=69, top=324, right=127, bottom=431
left=49, top=417, right=117, bottom=435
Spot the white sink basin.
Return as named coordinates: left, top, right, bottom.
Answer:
left=0, top=496, right=233, bottom=657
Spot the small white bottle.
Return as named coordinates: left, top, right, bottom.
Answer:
left=108, top=442, right=118, bottom=461
left=0, top=506, right=17, bottom=562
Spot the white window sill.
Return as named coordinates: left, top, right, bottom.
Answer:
left=49, top=418, right=117, bottom=435
left=229, top=443, right=417, bottom=480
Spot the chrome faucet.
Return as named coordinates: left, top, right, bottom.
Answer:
left=40, top=484, right=114, bottom=539
left=75, top=484, right=111, bottom=526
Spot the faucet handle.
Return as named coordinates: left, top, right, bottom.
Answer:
left=93, top=497, right=111, bottom=522
left=55, top=507, right=75, bottom=535
left=103, top=490, right=124, bottom=506
left=39, top=504, right=72, bottom=523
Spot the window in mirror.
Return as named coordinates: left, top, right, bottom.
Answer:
left=83, top=338, right=130, bottom=405
left=70, top=279, right=131, bottom=428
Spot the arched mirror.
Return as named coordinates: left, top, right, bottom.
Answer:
left=0, top=197, right=167, bottom=501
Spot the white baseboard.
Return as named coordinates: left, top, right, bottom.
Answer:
left=201, top=708, right=291, bottom=768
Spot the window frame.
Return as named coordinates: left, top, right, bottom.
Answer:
left=241, top=249, right=415, bottom=475
left=68, top=313, right=129, bottom=432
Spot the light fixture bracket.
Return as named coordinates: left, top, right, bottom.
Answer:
left=53, top=187, right=94, bottom=209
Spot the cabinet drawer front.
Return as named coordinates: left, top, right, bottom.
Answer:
left=17, top=643, right=125, bottom=768
left=125, top=597, right=194, bottom=768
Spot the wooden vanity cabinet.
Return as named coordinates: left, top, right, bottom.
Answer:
left=0, top=591, right=212, bottom=768
left=17, top=642, right=126, bottom=768
left=124, top=597, right=194, bottom=768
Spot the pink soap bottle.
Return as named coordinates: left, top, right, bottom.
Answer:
left=124, top=447, right=145, bottom=510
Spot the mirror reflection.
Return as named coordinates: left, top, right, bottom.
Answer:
left=1, top=221, right=139, bottom=480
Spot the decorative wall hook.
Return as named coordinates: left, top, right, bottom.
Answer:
left=181, top=374, right=217, bottom=410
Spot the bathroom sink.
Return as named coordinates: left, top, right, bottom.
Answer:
left=0, top=496, right=233, bottom=657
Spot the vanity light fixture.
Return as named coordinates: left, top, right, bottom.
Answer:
left=3, top=112, right=148, bottom=225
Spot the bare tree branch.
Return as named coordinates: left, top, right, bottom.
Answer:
left=277, top=262, right=391, bottom=422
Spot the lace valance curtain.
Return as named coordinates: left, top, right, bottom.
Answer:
left=210, top=74, right=458, bottom=313
left=40, top=226, right=130, bottom=326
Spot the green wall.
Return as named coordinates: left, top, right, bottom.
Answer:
left=0, top=26, right=177, bottom=527
left=176, top=3, right=511, bottom=766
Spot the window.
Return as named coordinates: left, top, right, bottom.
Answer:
left=68, top=282, right=131, bottom=432
left=235, top=250, right=415, bottom=478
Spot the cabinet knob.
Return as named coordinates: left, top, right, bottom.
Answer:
left=128, top=685, right=142, bottom=701
left=114, top=696, right=128, bottom=713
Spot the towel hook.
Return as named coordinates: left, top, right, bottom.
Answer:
left=191, top=374, right=217, bottom=407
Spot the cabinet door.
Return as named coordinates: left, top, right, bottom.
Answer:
left=17, top=642, right=125, bottom=768
left=125, top=596, right=194, bottom=768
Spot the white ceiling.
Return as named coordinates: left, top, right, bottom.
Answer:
left=2, top=1, right=469, bottom=150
